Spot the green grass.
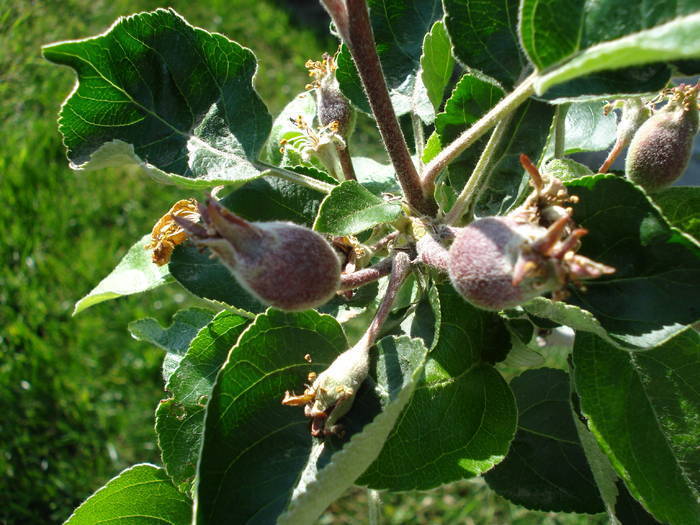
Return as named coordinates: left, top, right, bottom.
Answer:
left=1, top=1, right=603, bottom=523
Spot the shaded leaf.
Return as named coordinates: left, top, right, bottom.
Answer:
left=545, top=101, right=617, bottom=157
left=542, top=158, right=594, bottom=181
left=352, top=157, right=401, bottom=196
left=195, top=310, right=429, bottom=524
left=336, top=0, right=442, bottom=117
left=474, top=98, right=555, bottom=217
left=221, top=175, right=324, bottom=227
left=359, top=285, right=516, bottom=490
left=564, top=174, right=700, bottom=349
left=485, top=369, right=604, bottom=514
left=313, top=181, right=403, bottom=236
left=65, top=464, right=191, bottom=525
left=43, top=9, right=271, bottom=187
left=169, top=243, right=264, bottom=314
left=443, top=0, right=526, bottom=89
left=573, top=329, right=700, bottom=524
left=434, top=74, right=554, bottom=217
left=156, top=311, right=249, bottom=492
left=652, top=186, right=700, bottom=240
left=74, top=234, right=171, bottom=315
left=129, top=307, right=216, bottom=382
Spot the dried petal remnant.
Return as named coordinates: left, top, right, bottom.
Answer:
left=146, top=199, right=200, bottom=266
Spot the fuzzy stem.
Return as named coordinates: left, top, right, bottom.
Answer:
left=443, top=118, right=510, bottom=225
left=343, top=0, right=436, bottom=216
left=256, top=162, right=336, bottom=194
left=337, top=144, right=357, bottom=181
left=412, top=112, right=425, bottom=171
left=339, top=256, right=393, bottom=291
left=553, top=103, right=569, bottom=159
left=368, top=489, right=383, bottom=525
left=364, top=251, right=411, bottom=346
left=421, top=75, right=536, bottom=195
left=598, top=139, right=626, bottom=174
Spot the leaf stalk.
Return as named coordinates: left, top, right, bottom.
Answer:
left=421, top=75, right=536, bottom=196
left=443, top=117, right=511, bottom=225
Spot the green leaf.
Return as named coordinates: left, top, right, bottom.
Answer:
left=359, top=285, right=516, bottom=490
left=564, top=174, right=700, bottom=349
left=519, top=0, right=585, bottom=70
left=546, top=101, right=617, bottom=157
left=169, top=244, right=264, bottom=314
left=436, top=74, right=505, bottom=145
left=194, top=310, right=428, bottom=523
left=336, top=0, right=442, bottom=118
left=435, top=73, right=504, bottom=190
left=263, top=91, right=316, bottom=165
left=434, top=74, right=554, bottom=217
left=534, top=13, right=700, bottom=95
left=43, top=9, right=271, bottom=188
left=156, top=311, right=249, bottom=492
left=129, top=307, right=216, bottom=382
left=421, top=20, right=455, bottom=112
left=73, top=234, right=171, bottom=315
left=573, top=410, right=622, bottom=522
left=614, top=479, right=665, bottom=524
left=573, top=329, right=700, bottom=524
left=542, top=158, right=594, bottom=181
left=484, top=369, right=604, bottom=514
left=523, top=0, right=699, bottom=72
left=65, top=464, right=192, bottom=525
left=474, top=98, right=555, bottom=217
left=277, top=336, right=428, bottom=525
left=352, top=157, right=401, bottom=196
left=313, top=181, right=403, bottom=236
left=652, top=187, right=700, bottom=240
left=443, top=0, right=526, bottom=89
left=221, top=174, right=324, bottom=227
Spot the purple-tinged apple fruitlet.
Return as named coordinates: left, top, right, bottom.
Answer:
left=448, top=155, right=615, bottom=311
left=626, top=83, right=699, bottom=192
left=175, top=196, right=341, bottom=311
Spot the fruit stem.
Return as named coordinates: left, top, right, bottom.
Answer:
left=362, top=251, right=411, bottom=346
left=422, top=75, right=536, bottom=195
left=553, top=103, right=570, bottom=159
left=256, top=162, right=336, bottom=193
left=339, top=256, right=394, bottom=291
left=443, top=117, right=511, bottom=225
left=336, top=0, right=437, bottom=216
left=337, top=144, right=358, bottom=181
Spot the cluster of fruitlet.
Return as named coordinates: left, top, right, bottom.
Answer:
left=164, top=78, right=698, bottom=439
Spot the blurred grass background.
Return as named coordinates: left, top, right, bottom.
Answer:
left=0, top=1, right=604, bottom=523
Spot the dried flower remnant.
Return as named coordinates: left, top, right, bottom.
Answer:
left=305, top=51, right=355, bottom=139
left=146, top=199, right=200, bottom=266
